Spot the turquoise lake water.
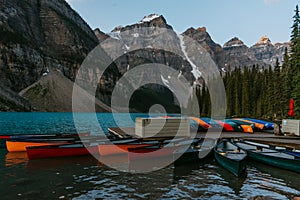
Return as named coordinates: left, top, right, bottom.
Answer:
left=0, top=112, right=300, bottom=199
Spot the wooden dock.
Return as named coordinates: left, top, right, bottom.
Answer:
left=108, top=127, right=300, bottom=149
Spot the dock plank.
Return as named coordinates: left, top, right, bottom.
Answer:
left=108, top=127, right=300, bottom=149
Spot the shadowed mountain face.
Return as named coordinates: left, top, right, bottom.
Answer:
left=0, top=0, right=99, bottom=111
left=0, top=0, right=99, bottom=90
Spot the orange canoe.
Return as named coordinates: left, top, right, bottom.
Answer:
left=98, top=143, right=152, bottom=156
left=6, top=140, right=69, bottom=152
left=234, top=118, right=264, bottom=130
left=240, top=125, right=254, bottom=134
left=189, top=117, right=212, bottom=129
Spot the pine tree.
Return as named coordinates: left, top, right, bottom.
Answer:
left=290, top=5, right=300, bottom=70
left=281, top=47, right=291, bottom=118
left=234, top=67, right=242, bottom=117
left=273, top=58, right=281, bottom=118
left=242, top=67, right=250, bottom=116
left=291, top=5, right=300, bottom=116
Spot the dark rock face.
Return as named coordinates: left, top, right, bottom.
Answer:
left=183, top=27, right=223, bottom=62
left=0, top=0, right=99, bottom=111
left=0, top=85, right=31, bottom=111
left=0, top=0, right=98, bottom=90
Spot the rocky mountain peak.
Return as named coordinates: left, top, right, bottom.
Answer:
left=111, top=25, right=123, bottom=32
left=109, top=14, right=173, bottom=33
left=256, top=35, right=272, bottom=45
left=223, top=37, right=246, bottom=48
left=183, top=26, right=223, bottom=59
left=138, top=14, right=172, bottom=29
left=94, top=28, right=109, bottom=42
left=184, top=26, right=207, bottom=35
left=139, top=14, right=161, bottom=23
left=196, top=27, right=207, bottom=33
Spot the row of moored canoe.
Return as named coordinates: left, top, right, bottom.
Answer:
left=190, top=117, right=274, bottom=133
left=2, top=133, right=300, bottom=177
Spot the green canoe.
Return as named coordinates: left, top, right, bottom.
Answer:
left=173, top=139, right=215, bottom=166
left=214, top=139, right=247, bottom=177
left=235, top=141, right=300, bottom=173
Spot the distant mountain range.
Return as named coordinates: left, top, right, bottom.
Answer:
left=96, top=14, right=290, bottom=72
left=0, top=1, right=290, bottom=111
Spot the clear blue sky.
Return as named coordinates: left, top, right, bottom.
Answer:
left=66, top=0, right=298, bottom=46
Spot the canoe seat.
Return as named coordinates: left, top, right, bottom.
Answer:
left=256, top=147, right=263, bottom=151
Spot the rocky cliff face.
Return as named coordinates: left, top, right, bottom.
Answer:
left=0, top=0, right=98, bottom=91
left=223, top=35, right=290, bottom=68
left=97, top=16, right=289, bottom=75
left=92, top=14, right=197, bottom=111
left=0, top=0, right=99, bottom=111
left=250, top=35, right=289, bottom=66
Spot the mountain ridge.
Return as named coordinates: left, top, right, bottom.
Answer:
left=97, top=14, right=290, bottom=70
left=0, top=7, right=291, bottom=111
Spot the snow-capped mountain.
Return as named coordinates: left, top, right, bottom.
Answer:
left=96, top=14, right=289, bottom=74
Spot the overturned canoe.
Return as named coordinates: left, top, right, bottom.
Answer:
left=224, top=119, right=254, bottom=133
left=243, top=118, right=274, bottom=130
left=234, top=118, right=264, bottom=131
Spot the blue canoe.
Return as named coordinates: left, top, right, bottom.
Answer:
left=243, top=118, right=274, bottom=130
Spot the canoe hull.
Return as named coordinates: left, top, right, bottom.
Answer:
left=98, top=144, right=152, bottom=156
left=247, top=150, right=300, bottom=173
left=6, top=141, right=68, bottom=152
left=174, top=148, right=213, bottom=165
left=285, top=151, right=300, bottom=157
left=214, top=140, right=247, bottom=177
left=236, top=142, right=300, bottom=173
left=214, top=151, right=247, bottom=177
left=27, top=145, right=98, bottom=160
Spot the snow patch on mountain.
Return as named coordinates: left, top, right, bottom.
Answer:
left=178, top=34, right=202, bottom=80
left=108, top=31, right=121, bottom=40
left=140, top=14, right=160, bottom=23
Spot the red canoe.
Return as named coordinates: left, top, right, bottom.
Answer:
left=127, top=139, right=195, bottom=161
left=26, top=143, right=98, bottom=160
left=98, top=138, right=187, bottom=156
